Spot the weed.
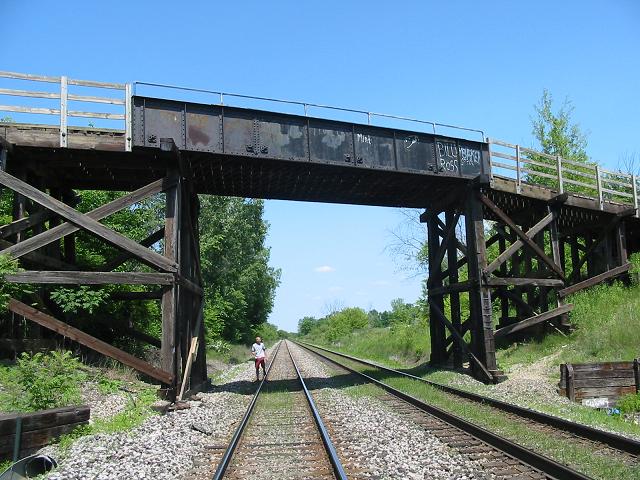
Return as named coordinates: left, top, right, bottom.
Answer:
left=0, top=351, right=86, bottom=412
left=618, top=393, right=640, bottom=414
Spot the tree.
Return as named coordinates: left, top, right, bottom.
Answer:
left=528, top=90, right=592, bottom=191
left=298, top=316, right=317, bottom=336
left=198, top=196, right=281, bottom=343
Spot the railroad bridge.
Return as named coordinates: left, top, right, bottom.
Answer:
left=0, top=70, right=638, bottom=396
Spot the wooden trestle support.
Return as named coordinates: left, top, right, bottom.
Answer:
left=423, top=183, right=632, bottom=384
left=0, top=139, right=207, bottom=400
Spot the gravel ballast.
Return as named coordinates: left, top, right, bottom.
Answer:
left=287, top=342, right=489, bottom=479
left=42, top=359, right=259, bottom=480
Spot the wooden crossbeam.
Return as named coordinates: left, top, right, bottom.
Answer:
left=427, top=213, right=461, bottom=287
left=428, top=298, right=494, bottom=383
left=8, top=298, right=172, bottom=384
left=436, top=216, right=467, bottom=256
left=0, top=210, right=53, bottom=240
left=478, top=193, right=565, bottom=280
left=0, top=238, right=76, bottom=271
left=486, top=277, right=564, bottom=288
left=110, top=290, right=164, bottom=300
left=494, top=304, right=574, bottom=338
left=569, top=210, right=635, bottom=282
left=5, top=271, right=174, bottom=285
left=101, top=228, right=165, bottom=272
left=428, top=280, right=473, bottom=296
left=485, top=211, right=555, bottom=275
left=560, top=263, right=631, bottom=298
left=0, top=172, right=178, bottom=273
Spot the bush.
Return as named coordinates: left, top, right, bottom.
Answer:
left=617, top=393, right=640, bottom=414
left=0, top=350, right=86, bottom=412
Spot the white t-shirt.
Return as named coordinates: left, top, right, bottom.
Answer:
left=252, top=342, right=266, bottom=359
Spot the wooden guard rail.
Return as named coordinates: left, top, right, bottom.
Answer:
left=0, top=70, right=132, bottom=151
left=559, top=360, right=640, bottom=405
left=488, top=138, right=640, bottom=214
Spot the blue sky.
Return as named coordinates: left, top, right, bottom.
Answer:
left=2, top=1, right=639, bottom=332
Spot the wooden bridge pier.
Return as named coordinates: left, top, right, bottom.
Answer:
left=424, top=181, right=634, bottom=384
left=0, top=140, right=207, bottom=400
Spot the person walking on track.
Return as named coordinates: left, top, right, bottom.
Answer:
left=251, top=336, right=267, bottom=381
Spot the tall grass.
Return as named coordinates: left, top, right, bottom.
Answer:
left=307, top=323, right=430, bottom=367
left=497, top=281, right=640, bottom=369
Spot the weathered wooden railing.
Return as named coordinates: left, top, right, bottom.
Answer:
left=488, top=138, right=639, bottom=213
left=0, top=70, right=132, bottom=151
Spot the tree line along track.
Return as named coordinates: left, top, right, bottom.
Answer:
left=298, top=342, right=640, bottom=458
left=211, top=340, right=348, bottom=480
left=294, top=341, right=615, bottom=480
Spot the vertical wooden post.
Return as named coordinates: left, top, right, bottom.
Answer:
left=445, top=210, right=462, bottom=369
left=615, top=222, right=628, bottom=266
left=465, top=191, right=499, bottom=380
left=570, top=237, right=581, bottom=282
left=498, top=233, right=509, bottom=327
left=426, top=212, right=446, bottom=365
left=62, top=190, right=77, bottom=264
left=161, top=170, right=181, bottom=395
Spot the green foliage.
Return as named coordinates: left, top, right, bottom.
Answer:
left=96, top=375, right=122, bottom=395
left=57, top=387, right=157, bottom=453
left=0, top=116, right=13, bottom=123
left=528, top=89, right=594, bottom=193
left=497, top=281, right=640, bottom=369
left=253, top=322, right=280, bottom=343
left=617, top=393, right=640, bottom=414
left=50, top=286, right=110, bottom=314
left=0, top=253, right=24, bottom=310
left=325, top=307, right=368, bottom=341
left=199, top=196, right=280, bottom=344
left=0, top=351, right=86, bottom=412
left=298, top=316, right=318, bottom=336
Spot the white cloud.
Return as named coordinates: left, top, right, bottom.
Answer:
left=314, top=265, right=335, bottom=273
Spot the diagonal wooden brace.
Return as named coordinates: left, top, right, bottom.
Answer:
left=0, top=172, right=178, bottom=272
left=485, top=211, right=556, bottom=275
left=478, top=193, right=565, bottom=280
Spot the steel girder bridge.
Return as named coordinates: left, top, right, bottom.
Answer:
left=0, top=70, right=638, bottom=396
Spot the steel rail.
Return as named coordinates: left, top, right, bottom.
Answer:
left=285, top=341, right=348, bottom=480
left=301, top=342, right=640, bottom=456
left=295, top=341, right=591, bottom=480
left=211, top=341, right=283, bottom=480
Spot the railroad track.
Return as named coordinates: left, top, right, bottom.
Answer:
left=211, top=340, right=347, bottom=480
left=299, top=342, right=640, bottom=458
left=294, top=340, right=610, bottom=480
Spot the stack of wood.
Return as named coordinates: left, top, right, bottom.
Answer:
left=0, top=405, right=90, bottom=461
left=559, top=360, right=640, bottom=407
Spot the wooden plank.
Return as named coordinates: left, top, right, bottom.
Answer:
left=569, top=370, right=636, bottom=380
left=574, top=386, right=636, bottom=400
left=7, top=299, right=173, bottom=384
left=478, top=193, right=565, bottom=280
left=0, top=105, right=59, bottom=115
left=570, top=361, right=635, bottom=371
left=485, top=211, right=555, bottom=275
left=573, top=377, right=637, bottom=388
left=486, top=277, right=565, bottom=287
left=68, top=111, right=125, bottom=120
left=110, top=290, right=164, bottom=300
left=494, top=304, right=574, bottom=338
left=101, top=228, right=165, bottom=271
left=0, top=238, right=76, bottom=271
left=0, top=171, right=177, bottom=273
left=0, top=209, right=53, bottom=239
left=67, top=93, right=125, bottom=105
left=635, top=359, right=640, bottom=392
left=0, top=420, right=89, bottom=457
left=0, top=406, right=89, bottom=435
left=428, top=280, right=473, bottom=296
left=560, top=263, right=631, bottom=298
left=428, top=298, right=494, bottom=383
left=0, top=70, right=60, bottom=82
left=0, top=87, right=60, bottom=99
left=1, top=176, right=174, bottom=263
left=5, top=271, right=173, bottom=285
